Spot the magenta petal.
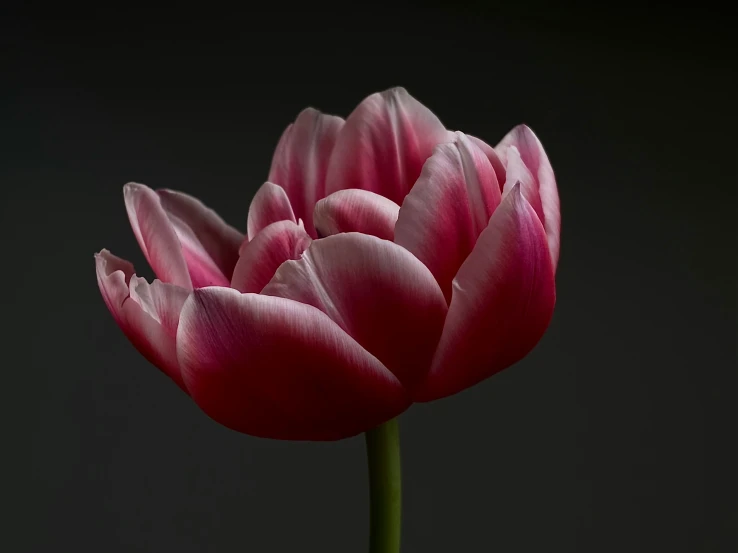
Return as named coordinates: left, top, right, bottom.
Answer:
left=394, top=132, right=501, bottom=302
left=268, top=108, right=345, bottom=238
left=496, top=125, right=561, bottom=270
left=176, top=288, right=409, bottom=440
left=325, top=87, right=449, bottom=205
left=95, top=249, right=190, bottom=391
left=313, top=189, right=400, bottom=240
left=246, top=181, right=296, bottom=240
left=231, top=220, right=312, bottom=293
left=262, top=233, right=447, bottom=390
left=414, top=185, right=556, bottom=401
left=124, top=182, right=192, bottom=289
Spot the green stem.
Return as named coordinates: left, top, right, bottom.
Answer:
left=365, top=418, right=402, bottom=553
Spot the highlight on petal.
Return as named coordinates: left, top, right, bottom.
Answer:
left=95, top=249, right=190, bottom=391
left=268, top=108, right=345, bottom=238
left=325, top=87, right=449, bottom=205
left=414, top=185, right=556, bottom=402
left=496, top=125, right=560, bottom=270
left=177, top=288, right=409, bottom=440
left=313, top=189, right=400, bottom=240
left=394, top=132, right=501, bottom=302
left=157, top=188, right=244, bottom=287
left=262, top=233, right=448, bottom=390
left=231, top=220, right=312, bottom=293
left=246, top=181, right=296, bottom=241
left=124, top=183, right=244, bottom=289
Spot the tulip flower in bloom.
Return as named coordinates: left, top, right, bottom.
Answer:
left=95, top=87, right=559, bottom=442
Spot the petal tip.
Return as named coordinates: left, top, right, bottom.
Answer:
left=123, top=181, right=146, bottom=195
left=384, top=85, right=409, bottom=96
left=95, top=249, right=134, bottom=276
left=297, top=106, right=321, bottom=118
left=123, top=182, right=157, bottom=208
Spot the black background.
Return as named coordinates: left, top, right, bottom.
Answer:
left=3, top=5, right=735, bottom=552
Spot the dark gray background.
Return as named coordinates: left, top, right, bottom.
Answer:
left=3, top=6, right=735, bottom=552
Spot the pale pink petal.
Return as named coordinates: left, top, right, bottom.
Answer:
left=313, top=189, right=400, bottom=240
left=128, top=277, right=188, bottom=339
left=95, top=249, right=135, bottom=328
left=268, top=108, right=345, bottom=237
left=124, top=183, right=192, bottom=289
left=231, top=221, right=312, bottom=293
left=176, top=288, right=409, bottom=440
left=414, top=185, right=556, bottom=401
left=246, top=181, right=296, bottom=240
left=262, top=233, right=447, bottom=390
left=95, top=249, right=190, bottom=391
left=394, top=132, right=502, bottom=302
left=467, top=134, right=506, bottom=186
left=124, top=183, right=243, bottom=289
left=496, top=125, right=561, bottom=270
left=500, top=145, right=544, bottom=223
left=157, top=188, right=244, bottom=288
left=325, top=87, right=449, bottom=205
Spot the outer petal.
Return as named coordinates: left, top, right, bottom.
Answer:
left=325, top=87, right=449, bottom=205
left=157, top=188, right=244, bottom=286
left=313, top=189, right=400, bottom=240
left=414, top=185, right=556, bottom=401
left=231, top=220, right=312, bottom=293
left=268, top=108, right=345, bottom=238
left=95, top=249, right=190, bottom=391
left=394, top=132, right=501, bottom=302
left=246, top=181, right=296, bottom=240
left=496, top=125, right=561, bottom=270
left=96, top=249, right=134, bottom=328
left=177, top=288, right=409, bottom=440
left=262, top=233, right=448, bottom=390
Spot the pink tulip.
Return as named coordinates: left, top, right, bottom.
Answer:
left=95, top=87, right=559, bottom=441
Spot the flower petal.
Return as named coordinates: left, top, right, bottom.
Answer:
left=95, top=249, right=190, bottom=391
left=124, top=182, right=192, bottom=289
left=325, top=87, right=449, bottom=205
left=231, top=220, right=312, bottom=293
left=268, top=108, right=345, bottom=238
left=157, top=188, right=244, bottom=287
left=176, top=288, right=409, bottom=440
left=467, top=134, right=506, bottom=186
left=496, top=125, right=561, bottom=270
left=261, top=233, right=448, bottom=390
left=96, top=249, right=135, bottom=328
left=124, top=183, right=243, bottom=289
left=414, top=185, right=556, bottom=401
left=394, top=132, right=501, bottom=302
left=313, top=189, right=400, bottom=240
left=246, top=181, right=296, bottom=240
